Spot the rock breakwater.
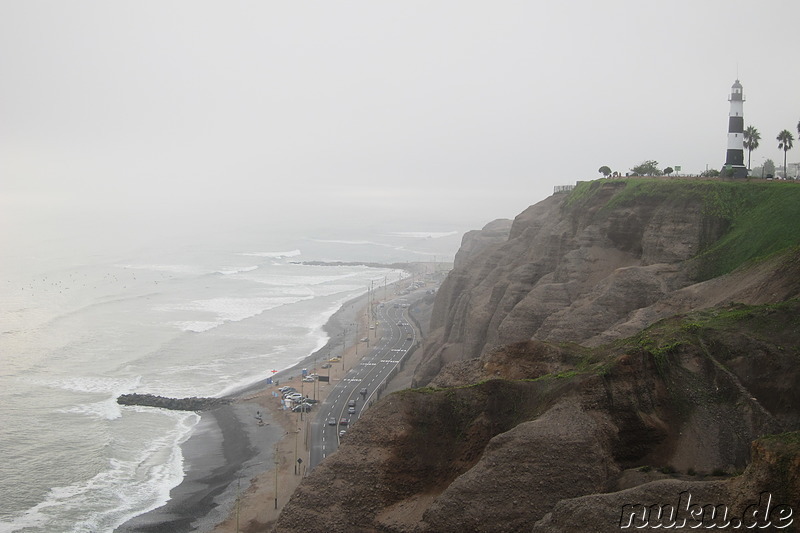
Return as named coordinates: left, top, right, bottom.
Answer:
left=117, top=393, right=232, bottom=411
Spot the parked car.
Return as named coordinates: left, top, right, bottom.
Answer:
left=321, top=363, right=332, bottom=369
left=302, top=376, right=315, bottom=382
left=292, top=403, right=312, bottom=412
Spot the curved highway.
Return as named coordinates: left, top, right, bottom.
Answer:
left=309, top=296, right=417, bottom=469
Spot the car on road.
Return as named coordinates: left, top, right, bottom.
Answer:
left=360, top=388, right=368, bottom=396
left=328, top=417, right=337, bottom=426
left=348, top=399, right=356, bottom=407
left=339, top=430, right=346, bottom=437
left=339, top=417, right=349, bottom=426
left=348, top=406, right=356, bottom=414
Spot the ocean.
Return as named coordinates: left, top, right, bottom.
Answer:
left=0, top=228, right=458, bottom=533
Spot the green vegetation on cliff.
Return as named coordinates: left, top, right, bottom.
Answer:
left=566, top=178, right=800, bottom=280
left=624, top=298, right=800, bottom=362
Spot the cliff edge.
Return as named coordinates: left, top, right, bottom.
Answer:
left=271, top=179, right=800, bottom=533
left=417, top=179, right=800, bottom=385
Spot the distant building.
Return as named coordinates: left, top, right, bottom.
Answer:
left=723, top=79, right=747, bottom=178
left=779, top=162, right=800, bottom=180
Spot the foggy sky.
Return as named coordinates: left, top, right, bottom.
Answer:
left=2, top=1, right=800, bottom=250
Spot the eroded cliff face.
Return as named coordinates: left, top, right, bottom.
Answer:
left=275, top=300, right=800, bottom=532
left=416, top=180, right=797, bottom=386
left=272, top=180, right=800, bottom=533
left=452, top=218, right=513, bottom=269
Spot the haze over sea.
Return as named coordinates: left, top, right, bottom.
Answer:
left=0, top=213, right=460, bottom=533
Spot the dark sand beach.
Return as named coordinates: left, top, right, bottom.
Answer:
left=115, top=291, right=372, bottom=533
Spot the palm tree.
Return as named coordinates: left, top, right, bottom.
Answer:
left=743, top=126, right=760, bottom=170
left=777, top=130, right=794, bottom=179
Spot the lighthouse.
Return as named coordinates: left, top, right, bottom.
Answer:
left=723, top=79, right=747, bottom=177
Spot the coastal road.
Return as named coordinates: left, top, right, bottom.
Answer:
left=308, top=295, right=418, bottom=470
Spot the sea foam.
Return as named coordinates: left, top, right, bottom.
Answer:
left=237, top=249, right=301, bottom=258
left=1, top=410, right=198, bottom=533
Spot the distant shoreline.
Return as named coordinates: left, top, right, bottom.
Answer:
left=114, top=272, right=402, bottom=533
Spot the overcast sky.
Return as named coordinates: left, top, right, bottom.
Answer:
left=2, top=1, right=800, bottom=250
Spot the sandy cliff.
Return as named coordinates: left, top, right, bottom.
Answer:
left=417, top=179, right=800, bottom=385
left=272, top=179, right=800, bottom=532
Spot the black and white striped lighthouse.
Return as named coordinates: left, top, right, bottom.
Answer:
left=723, top=79, right=747, bottom=177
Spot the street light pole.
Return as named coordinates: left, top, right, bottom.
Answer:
left=236, top=477, right=241, bottom=533
left=274, top=458, right=279, bottom=509
left=342, top=329, right=347, bottom=371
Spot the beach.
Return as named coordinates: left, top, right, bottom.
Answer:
left=116, top=279, right=394, bottom=533
left=0, top=217, right=456, bottom=533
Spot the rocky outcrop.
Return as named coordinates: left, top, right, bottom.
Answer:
left=274, top=300, right=800, bottom=532
left=116, top=393, right=231, bottom=411
left=533, top=432, right=800, bottom=532
left=273, top=179, right=800, bottom=532
left=453, top=218, right=512, bottom=269
left=415, top=180, right=800, bottom=387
